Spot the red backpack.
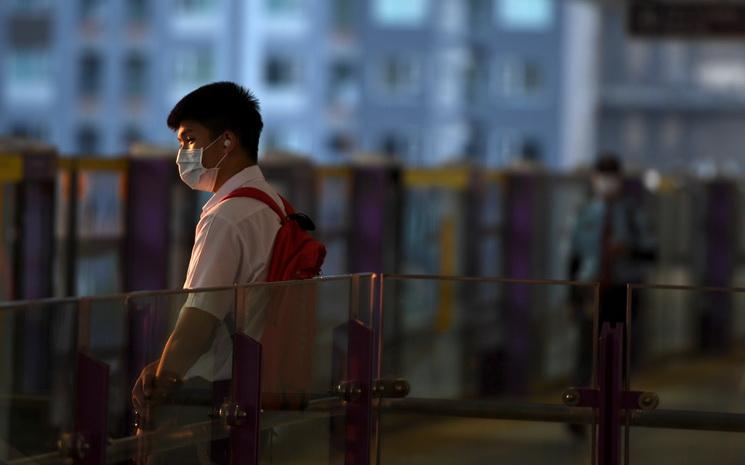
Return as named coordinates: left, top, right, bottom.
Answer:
left=221, top=187, right=326, bottom=409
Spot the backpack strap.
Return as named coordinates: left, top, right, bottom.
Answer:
left=221, top=187, right=289, bottom=221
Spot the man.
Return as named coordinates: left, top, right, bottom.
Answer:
left=566, top=153, right=656, bottom=437
left=131, top=82, right=283, bottom=432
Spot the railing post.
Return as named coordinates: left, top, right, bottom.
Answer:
left=65, top=352, right=109, bottom=465
left=596, top=323, right=623, bottom=465
left=345, top=320, right=373, bottom=465
left=229, top=333, right=262, bottom=465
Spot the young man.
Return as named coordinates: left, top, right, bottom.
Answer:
left=566, top=153, right=657, bottom=437
left=131, top=82, right=284, bottom=420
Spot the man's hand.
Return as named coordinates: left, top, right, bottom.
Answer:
left=132, top=360, right=182, bottom=417
left=132, top=360, right=158, bottom=414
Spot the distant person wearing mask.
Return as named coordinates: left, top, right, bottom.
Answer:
left=566, top=154, right=657, bottom=436
left=131, top=82, right=284, bottom=451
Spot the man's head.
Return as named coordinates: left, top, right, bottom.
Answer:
left=592, top=152, right=623, bottom=200
left=167, top=82, right=263, bottom=165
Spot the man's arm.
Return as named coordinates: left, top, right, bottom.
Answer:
left=157, top=307, right=220, bottom=378
left=132, top=307, right=220, bottom=412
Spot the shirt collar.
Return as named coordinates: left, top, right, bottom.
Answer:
left=202, top=165, right=266, bottom=213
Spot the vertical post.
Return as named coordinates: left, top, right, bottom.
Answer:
left=596, top=323, right=623, bottom=465
left=74, top=352, right=109, bottom=465
left=330, top=323, right=348, bottom=465
left=701, top=180, right=735, bottom=352
left=502, top=174, right=537, bottom=394
left=230, top=333, right=262, bottom=465
left=124, top=159, right=172, bottom=292
left=346, top=320, right=373, bottom=465
left=65, top=161, right=79, bottom=297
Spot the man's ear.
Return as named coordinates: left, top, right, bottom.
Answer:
left=223, top=131, right=238, bottom=154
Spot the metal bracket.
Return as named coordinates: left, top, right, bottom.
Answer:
left=562, top=387, right=658, bottom=411
left=57, top=432, right=91, bottom=461
left=335, top=379, right=410, bottom=403
left=334, top=381, right=363, bottom=403
left=373, top=379, right=410, bottom=399
left=218, top=401, right=249, bottom=428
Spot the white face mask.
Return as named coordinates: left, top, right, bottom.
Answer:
left=593, top=175, right=621, bottom=198
left=176, top=134, right=228, bottom=192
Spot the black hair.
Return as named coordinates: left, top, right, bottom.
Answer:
left=167, top=81, right=263, bottom=162
left=594, top=152, right=622, bottom=174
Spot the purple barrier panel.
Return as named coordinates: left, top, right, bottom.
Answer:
left=345, top=320, right=372, bottom=465
left=350, top=168, right=387, bottom=274
left=502, top=175, right=536, bottom=395
left=596, top=323, right=622, bottom=465
left=229, top=333, right=262, bottom=465
left=124, top=159, right=172, bottom=292
left=74, top=352, right=110, bottom=465
left=701, top=180, right=736, bottom=352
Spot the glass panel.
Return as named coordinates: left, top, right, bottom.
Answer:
left=378, top=276, right=597, bottom=465
left=0, top=183, right=16, bottom=301
left=80, top=296, right=130, bottom=442
left=627, top=286, right=745, bottom=465
left=0, top=299, right=78, bottom=464
left=235, top=275, right=375, bottom=464
left=76, top=169, right=127, bottom=295
left=120, top=286, right=235, bottom=464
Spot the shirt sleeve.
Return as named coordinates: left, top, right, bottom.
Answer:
left=183, top=214, right=242, bottom=321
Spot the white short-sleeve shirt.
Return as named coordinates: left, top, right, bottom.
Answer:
left=182, top=165, right=283, bottom=381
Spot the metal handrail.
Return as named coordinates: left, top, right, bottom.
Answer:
left=380, top=398, right=745, bottom=433
left=8, top=397, right=745, bottom=465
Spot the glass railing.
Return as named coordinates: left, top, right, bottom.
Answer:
left=626, top=284, right=745, bottom=465
left=6, top=275, right=745, bottom=465
left=376, top=275, right=599, bottom=465
left=0, top=297, right=78, bottom=465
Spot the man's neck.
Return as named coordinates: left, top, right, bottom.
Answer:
left=212, top=159, right=254, bottom=192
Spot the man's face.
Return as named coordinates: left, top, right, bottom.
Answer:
left=176, top=120, right=223, bottom=168
left=592, top=172, right=622, bottom=199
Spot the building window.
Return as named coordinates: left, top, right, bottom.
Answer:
left=662, top=42, right=687, bottom=83
left=379, top=130, right=419, bottom=162
left=77, top=125, right=100, bottom=154
left=265, top=0, right=303, bottom=16
left=126, top=0, right=148, bottom=22
left=80, top=0, right=105, bottom=22
left=328, top=60, right=358, bottom=106
left=468, top=0, right=492, bottom=33
left=623, top=114, right=647, bottom=154
left=660, top=116, right=682, bottom=151
left=466, top=49, right=489, bottom=103
left=264, top=56, right=302, bottom=89
left=124, top=53, right=147, bottom=97
left=490, top=130, right=542, bottom=166
left=262, top=127, right=306, bottom=153
left=4, top=49, right=53, bottom=104
left=327, top=132, right=356, bottom=157
left=7, top=49, right=51, bottom=86
left=173, top=48, right=214, bottom=87
left=122, top=126, right=143, bottom=150
left=79, top=51, right=102, bottom=97
left=376, top=55, right=421, bottom=97
left=332, top=0, right=356, bottom=31
left=9, top=122, right=48, bottom=141
left=626, top=41, right=651, bottom=81
left=174, top=0, right=217, bottom=14
left=696, top=60, right=745, bottom=93
left=372, top=0, right=429, bottom=27
left=10, top=0, right=51, bottom=11
left=496, top=0, right=552, bottom=30
left=500, top=59, right=544, bottom=99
